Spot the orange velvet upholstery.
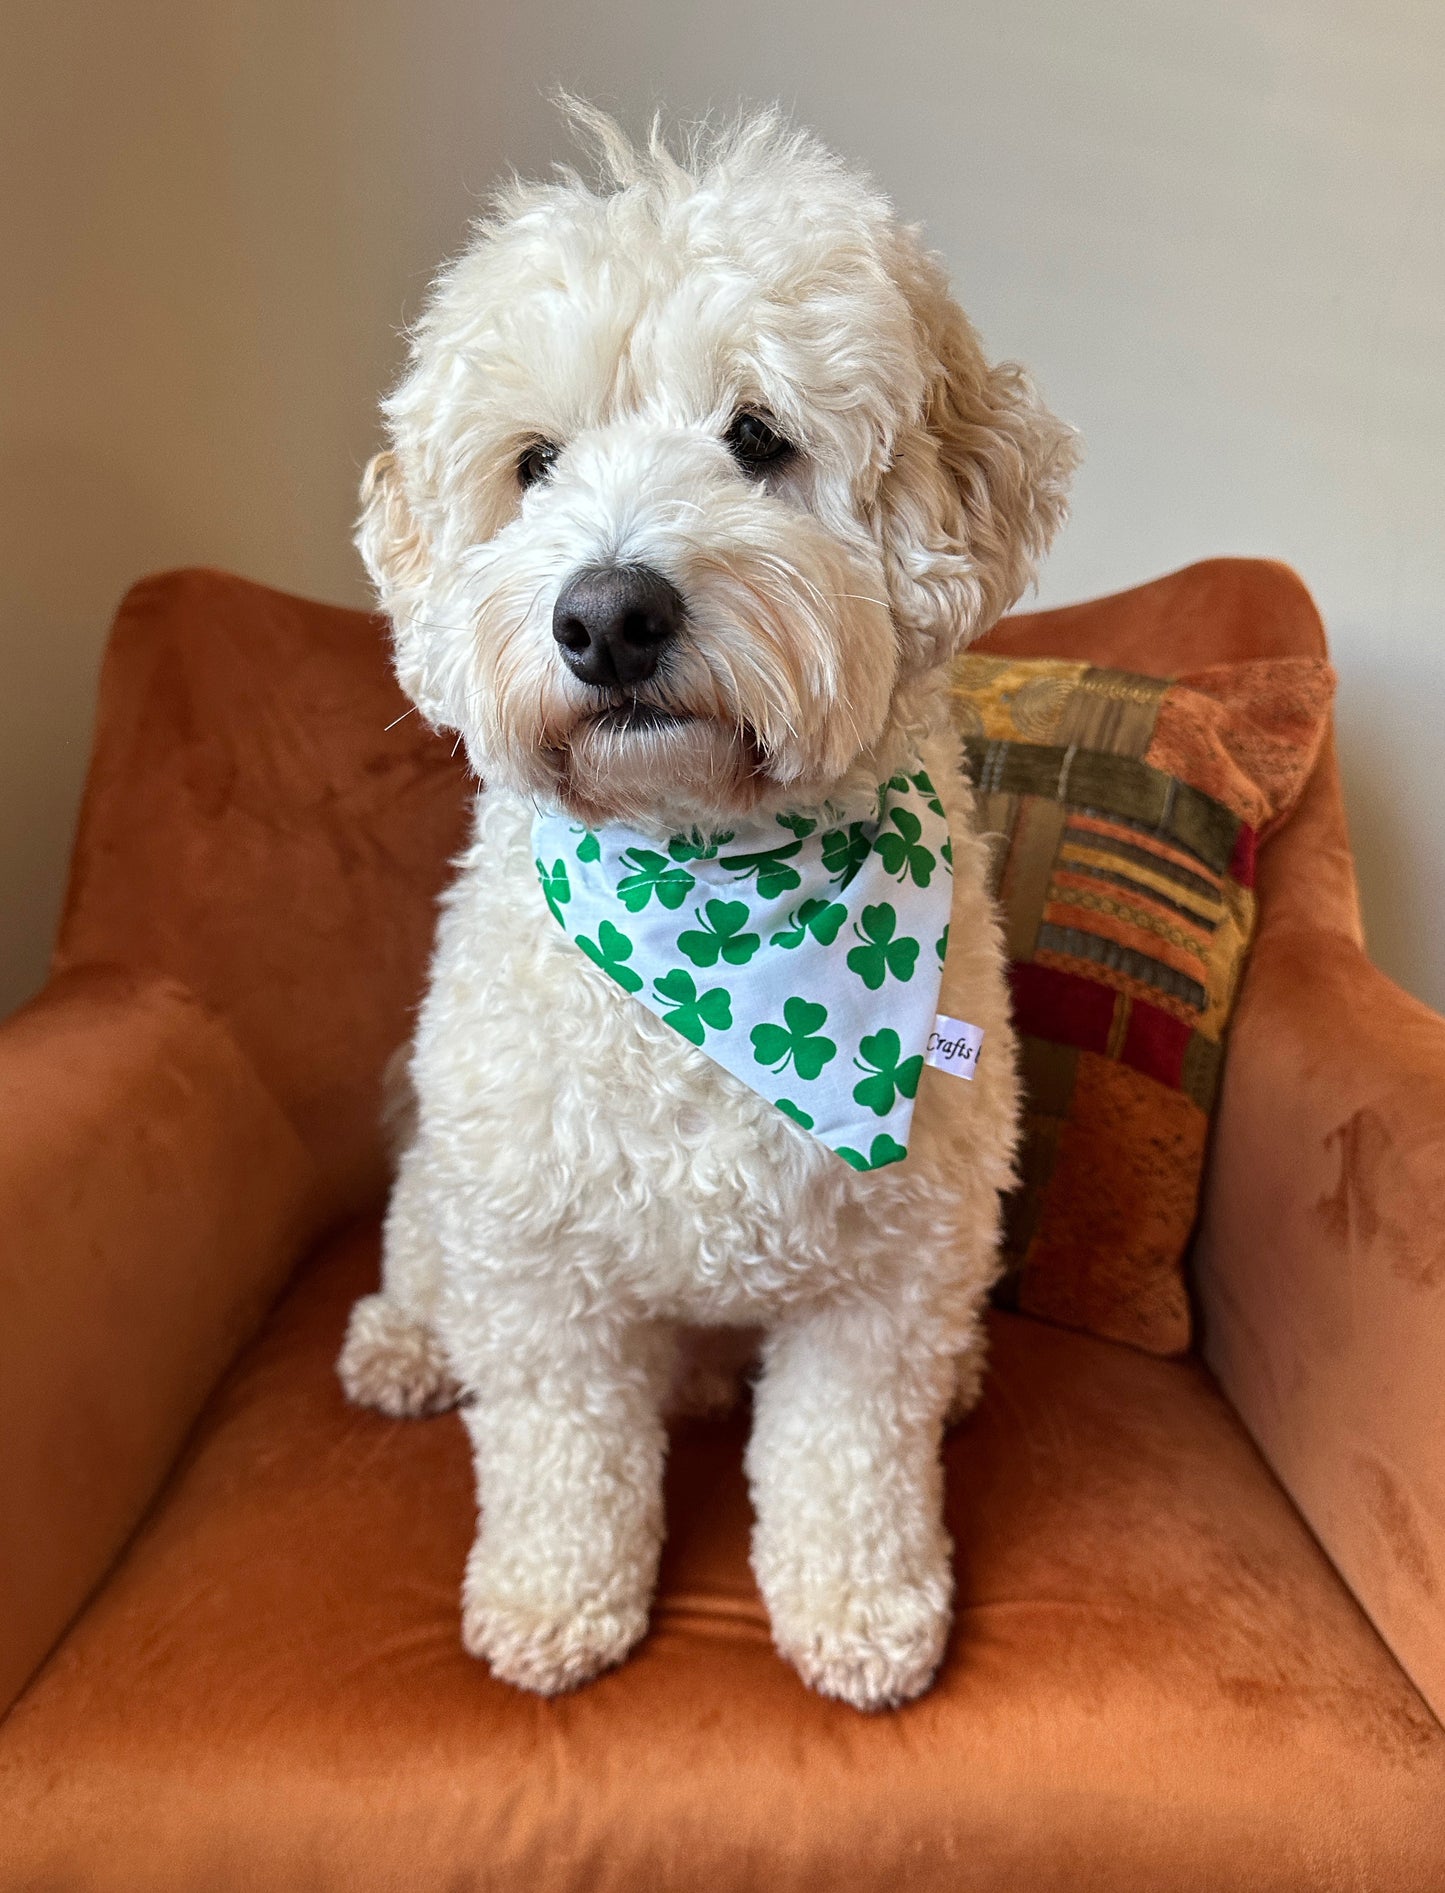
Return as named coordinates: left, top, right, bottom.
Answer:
left=2, top=1225, right=1443, bottom=1892
left=1196, top=906, right=1445, bottom=1724
left=0, top=965, right=314, bottom=1715
left=52, top=568, right=473, bottom=1221
left=1, top=558, right=1441, bottom=1889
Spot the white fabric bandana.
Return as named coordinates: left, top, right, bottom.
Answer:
left=532, top=765, right=953, bottom=1171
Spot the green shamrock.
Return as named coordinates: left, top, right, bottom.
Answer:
left=570, top=826, right=601, bottom=864
left=876, top=808, right=937, bottom=887
left=668, top=829, right=734, bottom=863
left=776, top=1098, right=815, bottom=1129
left=845, top=903, right=920, bottom=990
left=820, top=823, right=873, bottom=891
left=771, top=897, right=848, bottom=949
left=775, top=812, right=817, bottom=839
left=751, top=998, right=837, bottom=1081
left=852, top=1028, right=924, bottom=1116
left=652, top=968, right=732, bottom=1045
left=935, top=923, right=950, bottom=965
left=576, top=919, right=643, bottom=994
left=617, top=848, right=696, bottom=913
left=941, top=835, right=953, bottom=868
left=537, top=857, right=570, bottom=925
left=836, top=1133, right=909, bottom=1171
left=677, top=899, right=761, bottom=968
left=718, top=839, right=803, bottom=899
left=910, top=768, right=946, bottom=817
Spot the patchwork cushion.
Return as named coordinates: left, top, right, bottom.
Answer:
left=949, top=654, right=1334, bottom=1353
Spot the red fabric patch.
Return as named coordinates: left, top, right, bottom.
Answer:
left=1120, top=1002, right=1192, bottom=1088
left=1009, top=962, right=1117, bottom=1055
left=1228, top=824, right=1257, bottom=887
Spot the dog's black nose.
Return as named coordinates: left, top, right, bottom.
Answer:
left=552, top=564, right=684, bottom=688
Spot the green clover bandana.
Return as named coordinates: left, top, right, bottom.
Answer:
left=532, top=766, right=954, bottom=1171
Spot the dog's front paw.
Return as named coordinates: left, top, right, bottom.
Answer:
left=337, top=1293, right=460, bottom=1417
left=769, top=1575, right=953, bottom=1712
left=461, top=1573, right=649, bottom=1695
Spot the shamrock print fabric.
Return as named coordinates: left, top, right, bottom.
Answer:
left=532, top=766, right=953, bottom=1171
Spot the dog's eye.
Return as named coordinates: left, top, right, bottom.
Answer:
left=516, top=440, right=560, bottom=490
left=725, top=410, right=793, bottom=474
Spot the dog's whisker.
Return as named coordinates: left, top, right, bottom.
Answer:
left=521, top=580, right=554, bottom=628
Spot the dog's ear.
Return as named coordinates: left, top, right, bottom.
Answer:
left=356, top=450, right=449, bottom=725
left=357, top=450, right=432, bottom=606
left=879, top=234, right=1079, bottom=668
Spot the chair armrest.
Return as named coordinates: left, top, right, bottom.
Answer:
left=0, top=966, right=314, bottom=1716
left=1194, top=924, right=1445, bottom=1723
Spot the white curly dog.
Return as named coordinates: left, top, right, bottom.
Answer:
left=338, top=106, right=1076, bottom=1711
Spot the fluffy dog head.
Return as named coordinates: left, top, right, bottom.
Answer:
left=360, top=105, right=1078, bottom=832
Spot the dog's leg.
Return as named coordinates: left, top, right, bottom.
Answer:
left=456, top=1305, right=666, bottom=1695
left=337, top=1146, right=460, bottom=1417
left=746, top=1298, right=961, bottom=1711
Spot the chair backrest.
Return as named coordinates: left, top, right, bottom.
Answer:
left=54, top=568, right=473, bottom=1220
left=54, top=557, right=1353, bottom=1228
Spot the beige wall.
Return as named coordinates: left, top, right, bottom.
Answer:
left=4, top=0, right=1442, bottom=1016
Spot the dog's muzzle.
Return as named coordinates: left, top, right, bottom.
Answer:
left=552, top=563, right=684, bottom=688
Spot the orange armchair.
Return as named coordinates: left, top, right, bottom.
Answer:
left=1, top=560, right=1441, bottom=1891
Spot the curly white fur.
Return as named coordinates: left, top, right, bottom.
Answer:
left=337, top=104, right=1077, bottom=1710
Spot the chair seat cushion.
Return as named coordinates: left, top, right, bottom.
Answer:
left=2, top=1223, right=1441, bottom=1893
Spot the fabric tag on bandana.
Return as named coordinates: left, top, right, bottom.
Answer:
left=926, top=1014, right=984, bottom=1081
left=532, top=764, right=954, bottom=1171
